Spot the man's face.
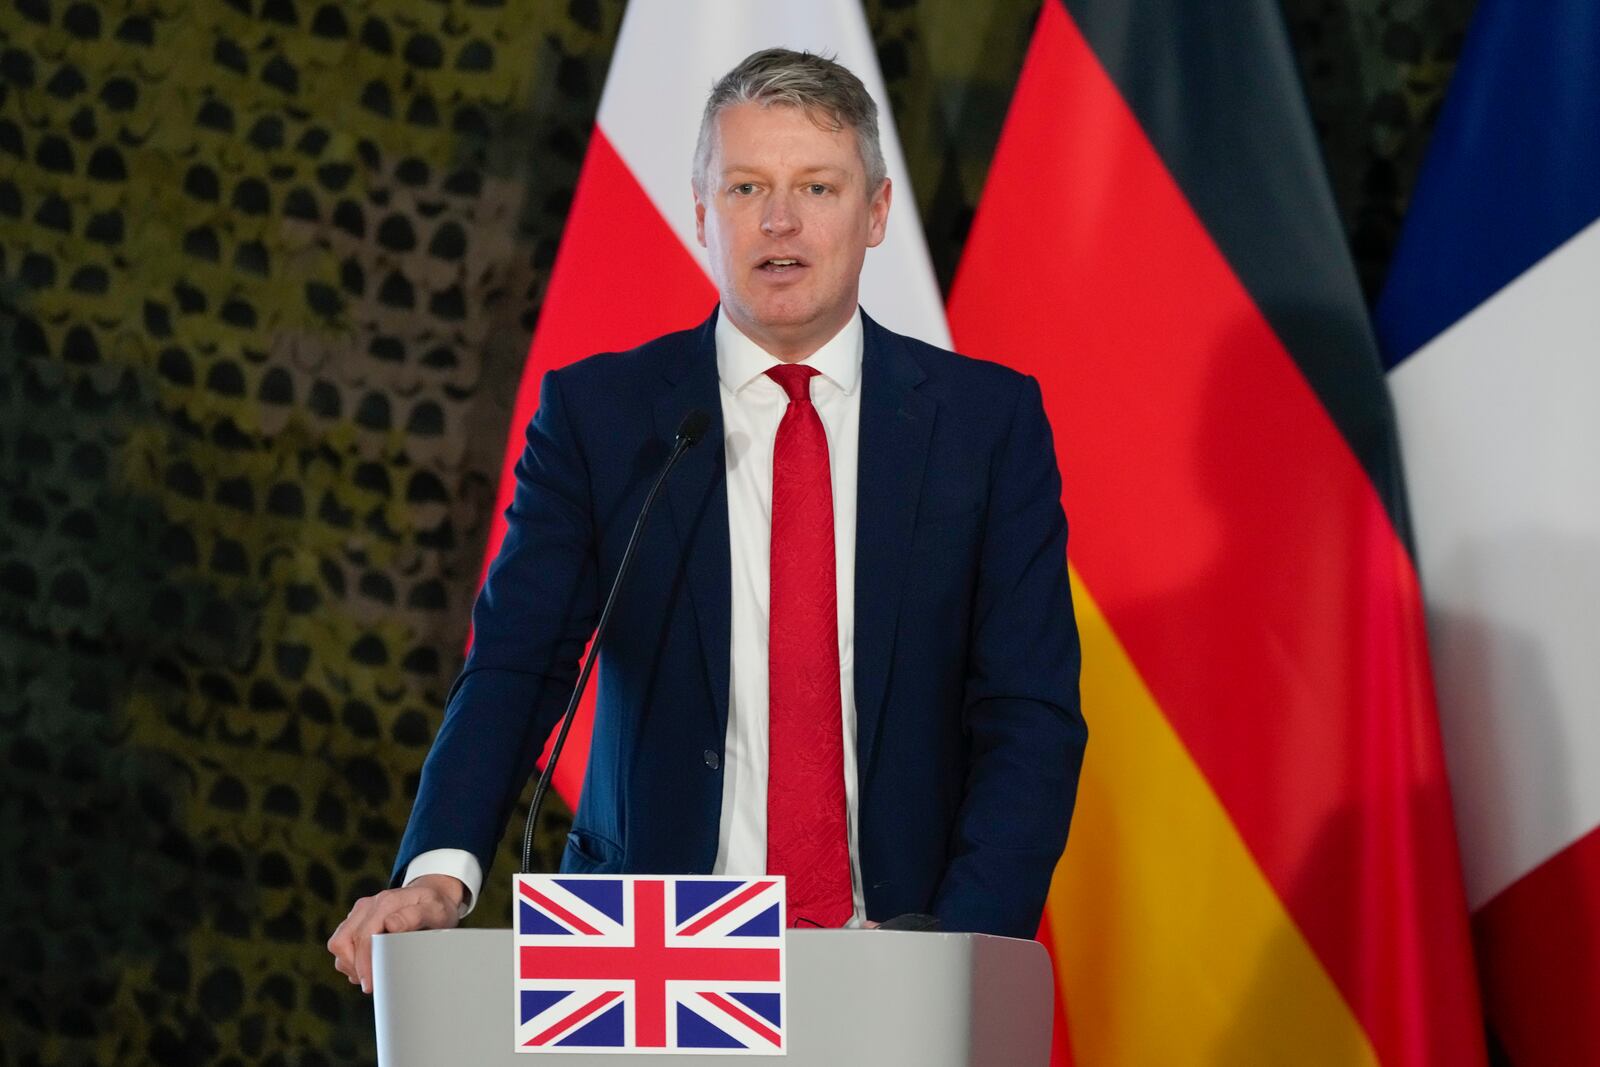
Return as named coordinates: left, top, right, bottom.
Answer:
left=695, top=101, right=891, bottom=360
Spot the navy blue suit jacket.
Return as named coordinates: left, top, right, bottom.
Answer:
left=394, top=309, right=1086, bottom=938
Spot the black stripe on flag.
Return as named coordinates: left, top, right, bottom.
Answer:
left=1058, top=0, right=1413, bottom=541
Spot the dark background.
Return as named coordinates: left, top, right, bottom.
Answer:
left=0, top=1, right=1473, bottom=1063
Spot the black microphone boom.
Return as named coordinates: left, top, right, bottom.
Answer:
left=520, top=409, right=710, bottom=874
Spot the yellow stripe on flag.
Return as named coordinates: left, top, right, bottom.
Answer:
left=1050, top=568, right=1378, bottom=1065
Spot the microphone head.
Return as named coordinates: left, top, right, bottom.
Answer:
left=676, top=409, right=711, bottom=448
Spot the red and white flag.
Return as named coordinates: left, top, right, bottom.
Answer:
left=493, top=1, right=949, bottom=806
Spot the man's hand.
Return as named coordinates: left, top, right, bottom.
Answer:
left=327, top=875, right=467, bottom=994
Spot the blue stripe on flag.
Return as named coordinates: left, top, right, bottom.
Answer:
left=674, top=880, right=745, bottom=925
left=554, top=877, right=624, bottom=923
left=519, top=899, right=571, bottom=936
left=677, top=1003, right=747, bottom=1048
left=521, top=989, right=566, bottom=1023
left=730, top=991, right=782, bottom=1027
left=729, top=903, right=780, bottom=937
left=1375, top=0, right=1600, bottom=366
left=557, top=1002, right=626, bottom=1047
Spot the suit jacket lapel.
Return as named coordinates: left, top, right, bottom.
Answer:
left=653, top=311, right=731, bottom=740
left=853, top=313, right=934, bottom=778
left=649, top=309, right=932, bottom=778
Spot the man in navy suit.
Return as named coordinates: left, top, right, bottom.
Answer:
left=331, top=48, right=1084, bottom=994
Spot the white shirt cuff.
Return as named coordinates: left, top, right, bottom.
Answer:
left=403, top=849, right=483, bottom=919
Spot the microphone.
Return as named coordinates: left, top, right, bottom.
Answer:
left=521, top=409, right=711, bottom=873
left=676, top=409, right=710, bottom=449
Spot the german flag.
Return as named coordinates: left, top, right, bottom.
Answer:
left=946, top=3, right=1487, bottom=1063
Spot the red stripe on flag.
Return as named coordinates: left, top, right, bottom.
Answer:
left=484, top=127, right=718, bottom=806
left=700, top=991, right=783, bottom=1048
left=677, top=880, right=777, bottom=936
left=519, top=881, right=602, bottom=935
left=528, top=989, right=622, bottom=1046
left=516, top=942, right=782, bottom=982
left=946, top=4, right=1481, bottom=1063
left=1474, top=824, right=1600, bottom=1066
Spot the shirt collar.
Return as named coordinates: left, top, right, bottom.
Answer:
left=715, top=306, right=863, bottom=397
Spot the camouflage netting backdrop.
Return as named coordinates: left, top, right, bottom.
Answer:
left=0, top=1, right=1473, bottom=1064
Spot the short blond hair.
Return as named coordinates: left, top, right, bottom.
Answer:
left=693, top=47, right=887, bottom=197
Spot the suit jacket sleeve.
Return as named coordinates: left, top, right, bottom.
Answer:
left=391, top=369, right=600, bottom=887
left=930, top=374, right=1087, bottom=937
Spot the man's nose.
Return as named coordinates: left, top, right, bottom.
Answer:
left=761, top=191, right=799, bottom=237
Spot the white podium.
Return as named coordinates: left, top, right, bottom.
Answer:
left=373, top=928, right=1053, bottom=1065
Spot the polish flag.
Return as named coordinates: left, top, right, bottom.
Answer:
left=491, top=1, right=949, bottom=806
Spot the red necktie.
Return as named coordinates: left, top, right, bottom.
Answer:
left=764, top=364, right=853, bottom=928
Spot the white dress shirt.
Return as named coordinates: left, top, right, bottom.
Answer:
left=406, top=308, right=867, bottom=923
left=712, top=307, right=866, bottom=924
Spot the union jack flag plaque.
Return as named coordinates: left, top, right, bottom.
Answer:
left=512, top=874, right=787, bottom=1054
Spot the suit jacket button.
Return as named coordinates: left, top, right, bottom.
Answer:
left=703, top=749, right=719, bottom=770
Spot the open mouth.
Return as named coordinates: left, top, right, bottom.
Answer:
left=757, top=257, right=807, bottom=275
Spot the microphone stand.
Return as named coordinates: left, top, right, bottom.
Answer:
left=520, top=411, right=709, bottom=874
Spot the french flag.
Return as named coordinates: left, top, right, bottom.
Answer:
left=1375, top=2, right=1600, bottom=1063
left=495, top=0, right=949, bottom=805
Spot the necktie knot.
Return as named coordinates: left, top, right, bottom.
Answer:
left=765, top=363, right=819, bottom=405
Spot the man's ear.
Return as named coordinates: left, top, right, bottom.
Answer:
left=866, top=177, right=892, bottom=249
left=693, top=182, right=707, bottom=247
